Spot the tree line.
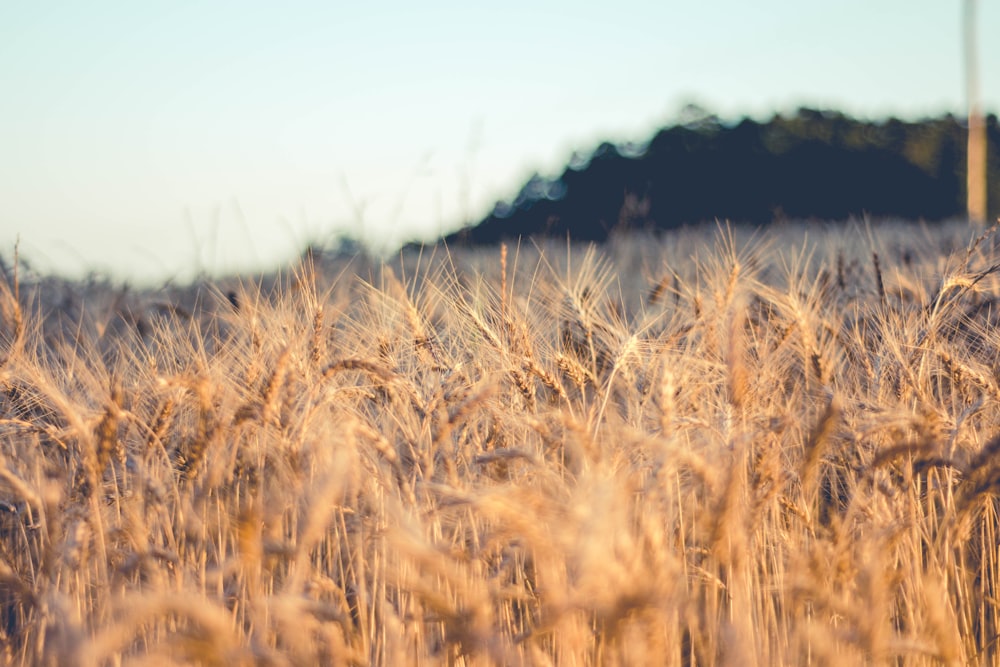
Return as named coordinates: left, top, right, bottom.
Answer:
left=445, top=108, right=1000, bottom=245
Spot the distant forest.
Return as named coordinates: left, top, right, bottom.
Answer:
left=445, top=108, right=1000, bottom=245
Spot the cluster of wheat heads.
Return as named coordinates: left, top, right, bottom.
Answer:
left=1, top=219, right=999, bottom=665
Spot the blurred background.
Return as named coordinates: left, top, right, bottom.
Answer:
left=2, top=1, right=997, bottom=285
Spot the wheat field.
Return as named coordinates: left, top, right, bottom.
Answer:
left=1, top=219, right=999, bottom=665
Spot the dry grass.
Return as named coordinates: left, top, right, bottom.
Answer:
left=1, top=219, right=1000, bottom=665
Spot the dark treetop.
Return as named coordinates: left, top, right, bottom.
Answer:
left=444, top=108, right=1000, bottom=245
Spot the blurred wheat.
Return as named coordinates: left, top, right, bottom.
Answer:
left=0, top=219, right=998, bottom=665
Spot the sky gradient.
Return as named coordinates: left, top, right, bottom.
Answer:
left=2, top=1, right=997, bottom=284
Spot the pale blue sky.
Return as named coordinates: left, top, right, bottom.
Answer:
left=2, top=1, right=996, bottom=284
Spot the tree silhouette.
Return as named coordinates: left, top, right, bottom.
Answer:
left=443, top=110, right=999, bottom=247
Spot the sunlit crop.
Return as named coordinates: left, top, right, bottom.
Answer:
left=1, top=219, right=998, bottom=665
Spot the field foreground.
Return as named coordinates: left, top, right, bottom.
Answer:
left=2, top=220, right=1000, bottom=665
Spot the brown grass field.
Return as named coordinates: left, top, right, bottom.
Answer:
left=1, top=219, right=1000, bottom=665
